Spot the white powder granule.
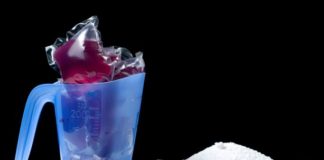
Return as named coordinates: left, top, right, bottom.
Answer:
left=187, top=142, right=273, bottom=160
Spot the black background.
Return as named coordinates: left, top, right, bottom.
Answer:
left=0, top=2, right=320, bottom=160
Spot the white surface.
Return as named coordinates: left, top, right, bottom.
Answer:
left=187, top=142, right=272, bottom=160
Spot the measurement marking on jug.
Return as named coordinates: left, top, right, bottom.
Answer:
left=71, top=100, right=87, bottom=119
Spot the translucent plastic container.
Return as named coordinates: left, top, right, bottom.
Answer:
left=15, top=73, right=145, bottom=160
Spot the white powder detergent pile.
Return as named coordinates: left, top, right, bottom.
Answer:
left=187, top=142, right=273, bottom=160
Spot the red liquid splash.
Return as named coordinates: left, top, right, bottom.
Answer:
left=54, top=40, right=111, bottom=83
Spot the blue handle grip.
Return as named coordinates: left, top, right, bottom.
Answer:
left=15, top=84, right=61, bottom=160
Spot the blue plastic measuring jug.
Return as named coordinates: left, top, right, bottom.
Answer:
left=15, top=73, right=145, bottom=160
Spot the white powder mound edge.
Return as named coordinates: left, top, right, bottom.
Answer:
left=187, top=142, right=273, bottom=160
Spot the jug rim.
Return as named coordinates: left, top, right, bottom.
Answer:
left=54, top=73, right=145, bottom=86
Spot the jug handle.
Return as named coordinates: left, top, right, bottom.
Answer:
left=15, top=84, right=60, bottom=160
